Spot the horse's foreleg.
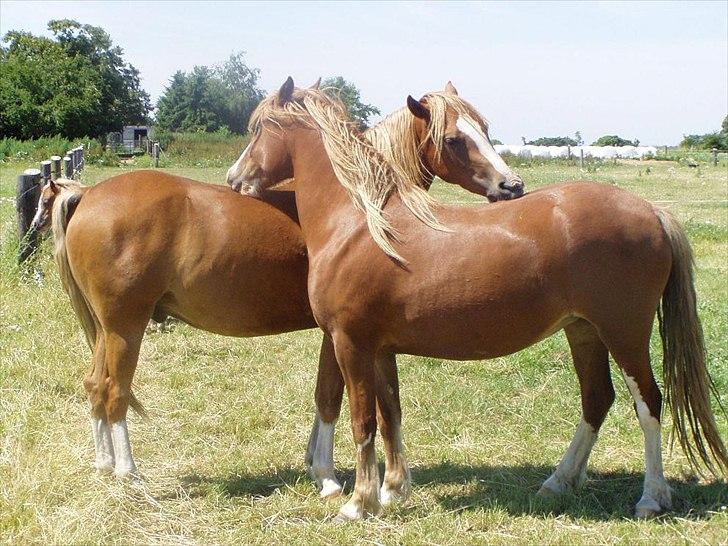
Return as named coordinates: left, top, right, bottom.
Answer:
left=308, top=335, right=344, bottom=498
left=539, top=320, right=613, bottom=496
left=84, top=333, right=115, bottom=474
left=374, top=352, right=411, bottom=505
left=332, top=335, right=381, bottom=521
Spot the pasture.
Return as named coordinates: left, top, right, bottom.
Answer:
left=1, top=158, right=726, bottom=544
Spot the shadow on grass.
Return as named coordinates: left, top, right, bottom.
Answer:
left=173, top=462, right=727, bottom=522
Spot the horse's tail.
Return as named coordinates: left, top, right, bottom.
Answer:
left=655, top=207, right=727, bottom=477
left=52, top=189, right=146, bottom=417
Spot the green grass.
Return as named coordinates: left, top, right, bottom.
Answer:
left=1, top=159, right=726, bottom=544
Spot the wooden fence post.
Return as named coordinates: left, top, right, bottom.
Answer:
left=51, top=155, right=62, bottom=180
left=153, top=142, right=160, bottom=167
left=16, top=169, right=41, bottom=263
left=78, top=146, right=85, bottom=171
left=712, top=148, right=718, bottom=166
left=67, top=151, right=75, bottom=178
left=64, top=155, right=73, bottom=178
left=40, top=160, right=52, bottom=184
left=567, top=145, right=571, bottom=160
left=580, top=149, right=584, bottom=169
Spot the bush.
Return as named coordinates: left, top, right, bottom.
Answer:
left=591, top=135, right=639, bottom=147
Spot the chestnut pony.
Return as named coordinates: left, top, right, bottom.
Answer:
left=237, top=77, right=727, bottom=521
left=31, top=84, right=522, bottom=490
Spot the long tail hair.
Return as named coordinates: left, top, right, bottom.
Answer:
left=52, top=188, right=145, bottom=416
left=655, top=207, right=727, bottom=476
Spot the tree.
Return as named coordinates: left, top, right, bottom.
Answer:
left=321, top=76, right=380, bottom=129
left=0, top=20, right=150, bottom=139
left=526, top=136, right=578, bottom=146
left=574, top=131, right=584, bottom=145
left=48, top=19, right=151, bottom=132
left=155, top=52, right=264, bottom=134
left=0, top=30, right=103, bottom=138
left=679, top=114, right=728, bottom=150
left=591, top=135, right=639, bottom=147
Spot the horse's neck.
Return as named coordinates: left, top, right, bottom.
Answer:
left=290, top=127, right=362, bottom=256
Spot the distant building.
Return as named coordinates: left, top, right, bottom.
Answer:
left=121, top=125, right=153, bottom=151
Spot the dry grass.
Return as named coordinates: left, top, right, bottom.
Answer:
left=0, top=159, right=726, bottom=544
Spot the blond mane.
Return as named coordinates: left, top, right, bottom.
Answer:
left=249, top=88, right=444, bottom=263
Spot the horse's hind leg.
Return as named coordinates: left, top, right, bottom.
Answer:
left=375, top=352, right=411, bottom=505
left=600, top=322, right=672, bottom=518
left=102, top=318, right=147, bottom=478
left=84, top=333, right=115, bottom=474
left=308, top=335, right=345, bottom=498
left=539, top=319, right=614, bottom=496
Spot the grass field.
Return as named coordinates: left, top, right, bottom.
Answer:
left=1, top=158, right=726, bottom=544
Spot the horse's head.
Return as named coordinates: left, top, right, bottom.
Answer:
left=226, top=77, right=304, bottom=194
left=407, top=83, right=524, bottom=202
left=29, top=179, right=61, bottom=234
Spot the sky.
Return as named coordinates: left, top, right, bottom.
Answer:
left=1, top=1, right=726, bottom=145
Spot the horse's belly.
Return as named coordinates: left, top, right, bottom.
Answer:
left=164, top=255, right=315, bottom=337
left=385, top=288, right=570, bottom=360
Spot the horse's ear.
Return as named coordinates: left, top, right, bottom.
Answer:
left=407, top=95, right=430, bottom=121
left=309, top=77, right=321, bottom=90
left=49, top=180, right=59, bottom=194
left=444, top=81, right=459, bottom=95
left=278, top=76, right=295, bottom=104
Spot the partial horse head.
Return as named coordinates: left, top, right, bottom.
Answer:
left=405, top=83, right=524, bottom=202
left=29, top=178, right=85, bottom=234
left=29, top=179, right=62, bottom=234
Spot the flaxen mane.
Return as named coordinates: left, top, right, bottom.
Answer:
left=249, top=89, right=443, bottom=263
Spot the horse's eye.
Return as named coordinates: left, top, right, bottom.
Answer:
left=445, top=136, right=462, bottom=146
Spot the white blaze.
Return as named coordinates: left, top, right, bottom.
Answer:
left=226, top=142, right=251, bottom=185
left=456, top=117, right=513, bottom=178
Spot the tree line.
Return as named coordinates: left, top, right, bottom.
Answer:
left=0, top=20, right=380, bottom=142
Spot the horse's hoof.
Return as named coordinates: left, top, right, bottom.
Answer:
left=536, top=482, right=562, bottom=498
left=380, top=483, right=410, bottom=506
left=320, top=481, right=343, bottom=500
left=635, top=498, right=664, bottom=519
left=114, top=468, right=141, bottom=483
left=94, top=462, right=115, bottom=475
left=635, top=505, right=662, bottom=519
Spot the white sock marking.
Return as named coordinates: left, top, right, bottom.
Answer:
left=91, top=418, right=115, bottom=472
left=311, top=418, right=342, bottom=497
left=541, top=418, right=597, bottom=493
left=110, top=419, right=137, bottom=477
left=623, top=373, right=672, bottom=514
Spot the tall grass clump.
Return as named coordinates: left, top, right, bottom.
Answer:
left=0, top=136, right=101, bottom=163
left=154, top=129, right=251, bottom=167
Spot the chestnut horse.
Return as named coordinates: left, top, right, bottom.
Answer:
left=228, top=81, right=524, bottom=499
left=237, top=77, right=727, bottom=521
left=31, top=84, right=522, bottom=489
